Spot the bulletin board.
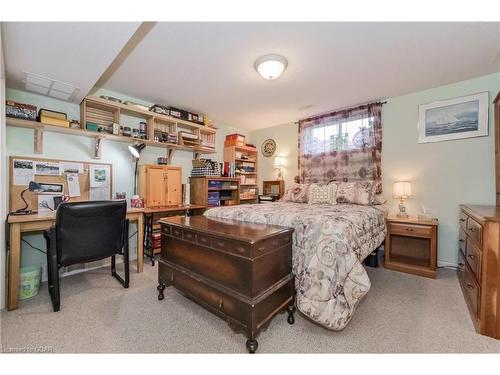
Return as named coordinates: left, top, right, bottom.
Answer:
left=9, top=156, right=113, bottom=213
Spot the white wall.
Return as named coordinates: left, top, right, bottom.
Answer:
left=4, top=87, right=246, bottom=289
left=1, top=25, right=7, bottom=310
left=249, top=72, right=500, bottom=267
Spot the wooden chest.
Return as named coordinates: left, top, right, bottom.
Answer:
left=157, top=215, right=295, bottom=353
left=458, top=205, right=500, bottom=339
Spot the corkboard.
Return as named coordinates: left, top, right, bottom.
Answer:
left=9, top=156, right=113, bottom=212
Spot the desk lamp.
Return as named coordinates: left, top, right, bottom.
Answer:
left=128, top=143, right=146, bottom=195
left=12, top=181, right=43, bottom=215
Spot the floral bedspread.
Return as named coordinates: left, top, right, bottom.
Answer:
left=204, top=202, right=387, bottom=330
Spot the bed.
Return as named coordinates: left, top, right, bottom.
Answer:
left=204, top=202, right=387, bottom=330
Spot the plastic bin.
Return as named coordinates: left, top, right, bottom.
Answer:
left=19, top=265, right=42, bottom=300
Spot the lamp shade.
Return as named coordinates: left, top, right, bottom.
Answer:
left=274, top=156, right=286, bottom=168
left=393, top=181, right=412, bottom=198
left=128, top=143, right=146, bottom=158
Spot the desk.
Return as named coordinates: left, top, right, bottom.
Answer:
left=6, top=208, right=144, bottom=310
left=143, top=205, right=206, bottom=265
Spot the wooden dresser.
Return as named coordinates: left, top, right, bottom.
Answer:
left=458, top=204, right=500, bottom=339
left=157, top=216, right=295, bottom=353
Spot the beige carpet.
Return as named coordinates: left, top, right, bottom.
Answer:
left=2, top=261, right=499, bottom=353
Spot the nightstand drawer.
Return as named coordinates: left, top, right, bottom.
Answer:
left=388, top=222, right=432, bottom=237
left=458, top=229, right=466, bottom=255
left=459, top=211, right=468, bottom=232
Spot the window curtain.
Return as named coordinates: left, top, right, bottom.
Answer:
left=298, top=102, right=383, bottom=193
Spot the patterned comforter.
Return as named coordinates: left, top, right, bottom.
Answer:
left=204, top=202, right=387, bottom=330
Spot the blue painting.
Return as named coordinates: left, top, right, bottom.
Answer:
left=425, top=100, right=479, bottom=136
left=418, top=92, right=488, bottom=143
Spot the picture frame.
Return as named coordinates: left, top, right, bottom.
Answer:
left=417, top=92, right=489, bottom=143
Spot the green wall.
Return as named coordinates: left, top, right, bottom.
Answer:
left=249, top=72, right=500, bottom=266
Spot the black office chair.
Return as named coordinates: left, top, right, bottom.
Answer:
left=44, top=200, right=129, bottom=312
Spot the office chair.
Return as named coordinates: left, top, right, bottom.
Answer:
left=44, top=200, right=129, bottom=312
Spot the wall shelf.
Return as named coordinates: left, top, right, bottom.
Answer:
left=6, top=116, right=216, bottom=161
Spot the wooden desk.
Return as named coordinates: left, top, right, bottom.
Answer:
left=6, top=208, right=144, bottom=310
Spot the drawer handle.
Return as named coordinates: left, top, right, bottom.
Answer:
left=467, top=254, right=476, bottom=260
left=466, top=283, right=474, bottom=290
left=405, top=228, right=414, bottom=232
left=218, top=299, right=223, bottom=309
left=460, top=218, right=466, bottom=223
left=468, top=227, right=478, bottom=232
left=458, top=262, right=465, bottom=268
left=235, top=246, right=245, bottom=253
left=458, top=239, right=464, bottom=243
left=272, top=240, right=279, bottom=246
left=257, top=246, right=266, bottom=252
left=171, top=274, right=175, bottom=282
left=216, top=241, right=225, bottom=247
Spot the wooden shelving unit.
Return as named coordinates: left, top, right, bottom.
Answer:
left=224, top=145, right=258, bottom=204
left=190, top=177, right=240, bottom=207
left=6, top=95, right=217, bottom=161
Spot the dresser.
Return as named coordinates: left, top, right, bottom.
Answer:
left=458, top=205, right=500, bottom=339
left=157, top=216, right=295, bottom=353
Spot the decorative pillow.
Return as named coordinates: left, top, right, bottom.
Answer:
left=373, top=193, right=387, bottom=205
left=308, top=183, right=338, bottom=205
left=335, top=181, right=377, bottom=205
left=281, top=183, right=311, bottom=203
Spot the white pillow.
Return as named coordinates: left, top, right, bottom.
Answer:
left=308, top=184, right=338, bottom=205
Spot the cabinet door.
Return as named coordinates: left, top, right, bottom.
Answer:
left=147, top=166, right=167, bottom=207
left=167, top=168, right=182, bottom=205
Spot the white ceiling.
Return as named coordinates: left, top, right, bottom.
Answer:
left=102, top=22, right=500, bottom=130
left=2, top=22, right=141, bottom=102
left=2, top=22, right=500, bottom=130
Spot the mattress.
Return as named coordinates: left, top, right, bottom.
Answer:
left=204, top=202, right=387, bottom=330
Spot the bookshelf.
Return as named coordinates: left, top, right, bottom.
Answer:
left=224, top=145, right=258, bottom=204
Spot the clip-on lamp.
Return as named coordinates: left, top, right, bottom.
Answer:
left=128, top=143, right=146, bottom=195
left=11, top=181, right=43, bottom=215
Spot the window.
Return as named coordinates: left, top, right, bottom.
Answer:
left=298, top=103, right=383, bottom=192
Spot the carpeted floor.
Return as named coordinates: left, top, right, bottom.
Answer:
left=2, top=261, right=499, bottom=353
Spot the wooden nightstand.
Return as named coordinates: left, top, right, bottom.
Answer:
left=384, top=217, right=438, bottom=278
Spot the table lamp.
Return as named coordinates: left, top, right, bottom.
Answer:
left=274, top=156, right=286, bottom=180
left=393, top=181, right=412, bottom=218
left=12, top=181, right=43, bottom=215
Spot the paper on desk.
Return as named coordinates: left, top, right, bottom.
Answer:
left=38, top=193, right=60, bottom=213
left=66, top=173, right=81, bottom=197
left=89, top=186, right=110, bottom=201
left=89, top=164, right=110, bottom=188
left=13, top=159, right=34, bottom=186
left=60, top=161, right=83, bottom=174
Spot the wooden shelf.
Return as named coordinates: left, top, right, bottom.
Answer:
left=85, top=96, right=216, bottom=134
left=6, top=117, right=216, bottom=159
left=237, top=172, right=257, bottom=175
left=240, top=197, right=257, bottom=201
left=235, top=158, right=256, bottom=162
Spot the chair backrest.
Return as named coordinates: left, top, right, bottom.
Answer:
left=55, top=200, right=127, bottom=267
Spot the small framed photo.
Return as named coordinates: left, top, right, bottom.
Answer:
left=418, top=92, right=489, bottom=143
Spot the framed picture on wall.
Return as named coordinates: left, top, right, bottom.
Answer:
left=417, top=91, right=489, bottom=143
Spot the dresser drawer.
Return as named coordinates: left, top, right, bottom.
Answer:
left=457, top=251, right=466, bottom=286
left=212, top=237, right=251, bottom=257
left=159, top=261, right=249, bottom=326
left=388, top=222, right=432, bottom=237
left=464, top=263, right=480, bottom=318
left=459, top=211, right=468, bottom=232
left=252, top=232, right=292, bottom=257
left=465, top=216, right=483, bottom=247
left=465, top=238, right=482, bottom=283
left=458, top=229, right=466, bottom=255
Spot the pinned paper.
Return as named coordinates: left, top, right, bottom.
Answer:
left=89, top=164, right=110, bottom=188
left=34, top=161, right=60, bottom=176
left=13, top=159, right=34, bottom=186
left=66, top=173, right=81, bottom=197
left=38, top=193, right=60, bottom=213
left=90, top=186, right=110, bottom=201
left=60, top=161, right=83, bottom=174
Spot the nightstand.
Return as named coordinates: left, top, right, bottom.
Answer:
left=384, top=217, right=438, bottom=278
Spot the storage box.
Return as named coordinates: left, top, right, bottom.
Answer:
left=149, top=104, right=170, bottom=116
left=168, top=107, right=189, bottom=121
left=225, top=133, right=246, bottom=142
left=38, top=109, right=69, bottom=127
left=224, top=139, right=246, bottom=147
left=6, top=100, right=37, bottom=120
left=86, top=122, right=100, bottom=132
left=208, top=180, right=223, bottom=189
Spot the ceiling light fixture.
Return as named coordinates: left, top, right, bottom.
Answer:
left=254, top=54, right=288, bottom=80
